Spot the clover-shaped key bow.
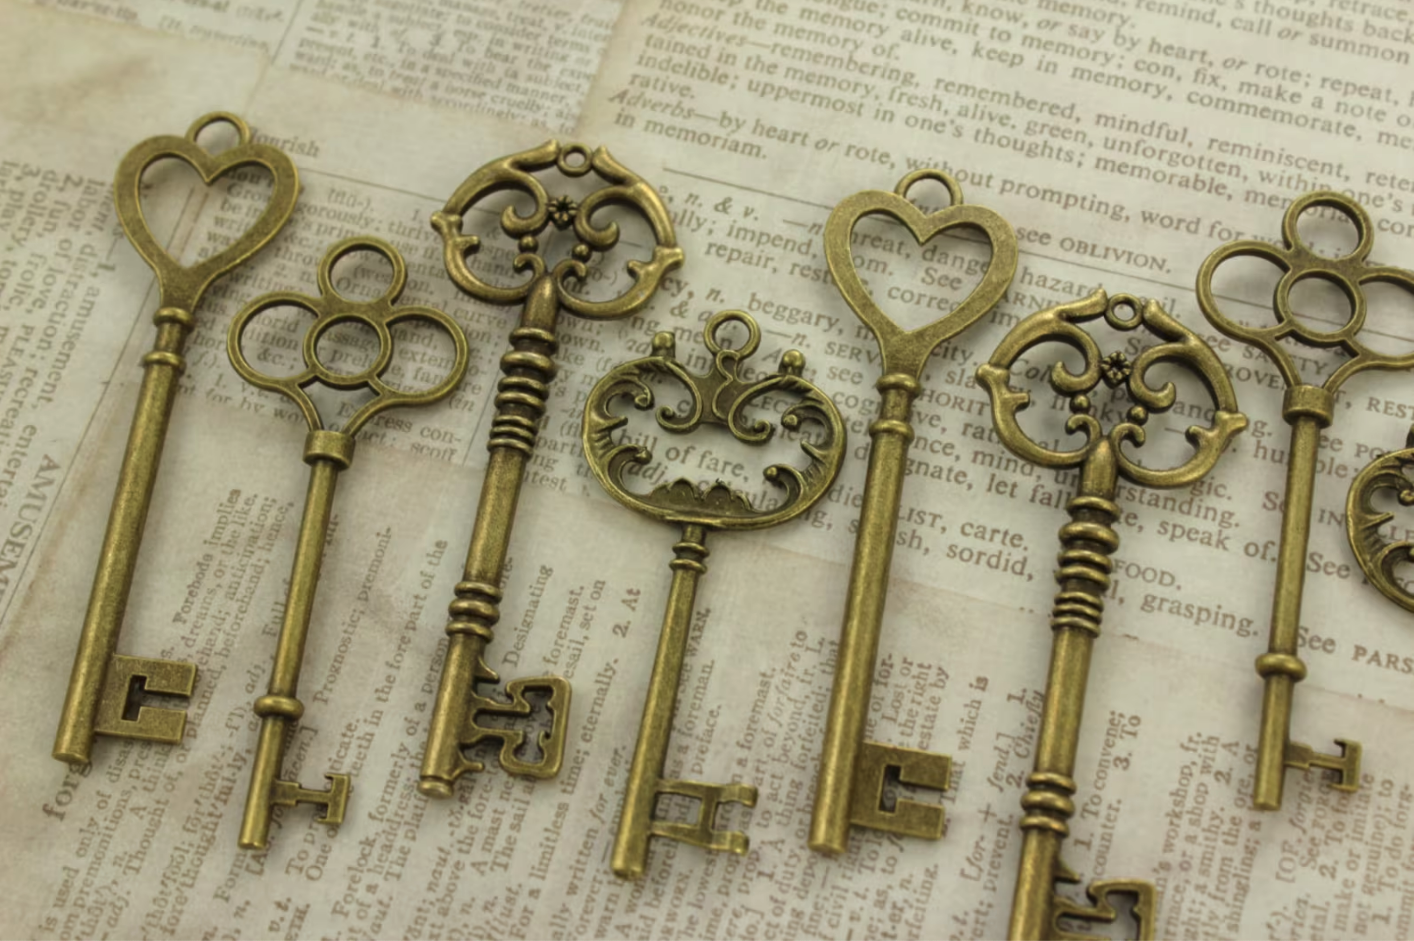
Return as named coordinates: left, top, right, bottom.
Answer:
left=227, top=237, right=467, bottom=849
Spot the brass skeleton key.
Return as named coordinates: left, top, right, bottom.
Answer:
left=1196, top=192, right=1414, bottom=810
left=227, top=238, right=468, bottom=848
left=1348, top=426, right=1414, bottom=614
left=53, top=113, right=299, bottom=764
left=420, top=142, right=683, bottom=797
left=582, top=312, right=845, bottom=878
left=977, top=290, right=1246, bottom=941
left=811, top=171, right=1017, bottom=855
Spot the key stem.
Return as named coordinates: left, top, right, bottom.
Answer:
left=612, top=523, right=710, bottom=879
left=239, top=430, right=350, bottom=849
left=810, top=374, right=919, bottom=855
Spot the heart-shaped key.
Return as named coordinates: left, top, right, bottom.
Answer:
left=54, top=113, right=300, bottom=766
left=811, top=170, right=1017, bottom=856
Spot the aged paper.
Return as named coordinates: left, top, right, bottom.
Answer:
left=2, top=0, right=1413, bottom=937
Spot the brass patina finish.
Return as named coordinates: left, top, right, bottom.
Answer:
left=53, top=113, right=300, bottom=765
left=810, top=171, right=1018, bottom=856
left=1196, top=192, right=1414, bottom=810
left=1348, top=427, right=1414, bottom=613
left=583, top=312, right=846, bottom=879
left=420, top=142, right=683, bottom=797
left=979, top=290, right=1246, bottom=941
left=227, top=238, right=468, bottom=849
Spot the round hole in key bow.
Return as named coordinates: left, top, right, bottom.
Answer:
left=1356, top=280, right=1414, bottom=358
left=235, top=303, right=319, bottom=382
left=1294, top=201, right=1363, bottom=260
left=324, top=246, right=399, bottom=303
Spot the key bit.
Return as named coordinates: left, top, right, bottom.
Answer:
left=811, top=170, right=1017, bottom=856
left=1196, top=191, right=1414, bottom=810
left=977, top=289, right=1246, bottom=941
left=227, top=238, right=468, bottom=848
left=582, top=312, right=845, bottom=879
left=420, top=141, right=682, bottom=798
left=53, top=113, right=300, bottom=765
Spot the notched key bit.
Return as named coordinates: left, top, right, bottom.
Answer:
left=978, top=289, right=1246, bottom=941
left=53, top=113, right=299, bottom=765
left=420, top=141, right=683, bottom=798
left=227, top=238, right=468, bottom=848
left=582, top=312, right=846, bottom=879
left=811, top=170, right=1018, bottom=856
left=1196, top=191, right=1414, bottom=810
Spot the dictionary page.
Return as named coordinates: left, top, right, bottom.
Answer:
left=2, top=0, right=1414, bottom=938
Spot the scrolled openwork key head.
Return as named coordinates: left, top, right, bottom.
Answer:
left=1196, top=191, right=1414, bottom=395
left=977, top=289, right=1246, bottom=489
left=227, top=237, right=470, bottom=439
left=1348, top=436, right=1414, bottom=613
left=431, top=140, right=684, bottom=320
left=582, top=311, right=845, bottom=530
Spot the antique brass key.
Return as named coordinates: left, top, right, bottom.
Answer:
left=1196, top=192, right=1414, bottom=810
left=1348, top=426, right=1414, bottom=613
left=978, top=289, right=1246, bottom=941
left=227, top=238, right=468, bottom=848
left=420, top=142, right=683, bottom=797
left=53, top=113, right=300, bottom=765
left=582, top=311, right=845, bottom=878
left=810, top=170, right=1017, bottom=855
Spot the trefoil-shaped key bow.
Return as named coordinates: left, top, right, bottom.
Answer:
left=583, top=311, right=845, bottom=879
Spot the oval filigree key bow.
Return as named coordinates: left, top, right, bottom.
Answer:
left=977, top=289, right=1246, bottom=941
left=583, top=311, right=844, bottom=879
left=1197, top=192, right=1414, bottom=811
left=227, top=237, right=468, bottom=849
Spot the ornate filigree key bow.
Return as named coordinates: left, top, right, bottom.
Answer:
left=420, top=142, right=683, bottom=797
left=977, top=290, right=1246, bottom=941
left=54, top=113, right=300, bottom=765
left=583, top=312, right=845, bottom=879
left=1197, top=192, right=1414, bottom=810
left=227, top=238, right=468, bottom=848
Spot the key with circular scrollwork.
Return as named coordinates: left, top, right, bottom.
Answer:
left=582, top=311, right=845, bottom=879
left=419, top=142, right=683, bottom=798
left=53, top=113, right=300, bottom=766
left=1196, top=192, right=1414, bottom=811
left=810, top=170, right=1017, bottom=856
left=227, top=237, right=468, bottom=849
left=977, top=289, right=1247, bottom=941
left=1347, top=425, right=1414, bottom=613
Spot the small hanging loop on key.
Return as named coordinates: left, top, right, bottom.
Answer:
left=421, top=142, right=683, bottom=799
left=54, top=113, right=301, bottom=766
left=229, top=238, right=468, bottom=849
left=812, top=170, right=1017, bottom=856
left=583, top=311, right=845, bottom=879
left=1196, top=192, right=1414, bottom=811
left=979, top=289, right=1246, bottom=941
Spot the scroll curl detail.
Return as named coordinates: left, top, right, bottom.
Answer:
left=583, top=311, right=846, bottom=530
left=976, top=289, right=1246, bottom=489
left=1347, top=446, right=1414, bottom=613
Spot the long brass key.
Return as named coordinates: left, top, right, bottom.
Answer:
left=1196, top=192, right=1414, bottom=810
left=53, top=113, right=300, bottom=764
left=420, top=142, right=683, bottom=797
left=227, top=238, right=468, bottom=849
left=582, top=311, right=845, bottom=878
left=810, top=170, right=1017, bottom=855
left=978, top=289, right=1246, bottom=941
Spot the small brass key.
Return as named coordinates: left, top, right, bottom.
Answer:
left=53, top=113, right=300, bottom=765
left=978, top=289, right=1246, bottom=941
left=583, top=311, right=845, bottom=878
left=811, top=170, right=1017, bottom=855
left=1196, top=192, right=1414, bottom=810
left=420, top=142, right=683, bottom=797
left=227, top=238, right=468, bottom=849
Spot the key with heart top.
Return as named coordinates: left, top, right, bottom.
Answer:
left=583, top=311, right=846, bottom=878
left=810, top=170, right=1017, bottom=856
left=419, top=142, right=683, bottom=798
left=53, top=113, right=300, bottom=766
left=227, top=237, right=468, bottom=849
left=1196, top=192, right=1414, bottom=811
left=977, top=289, right=1247, bottom=941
